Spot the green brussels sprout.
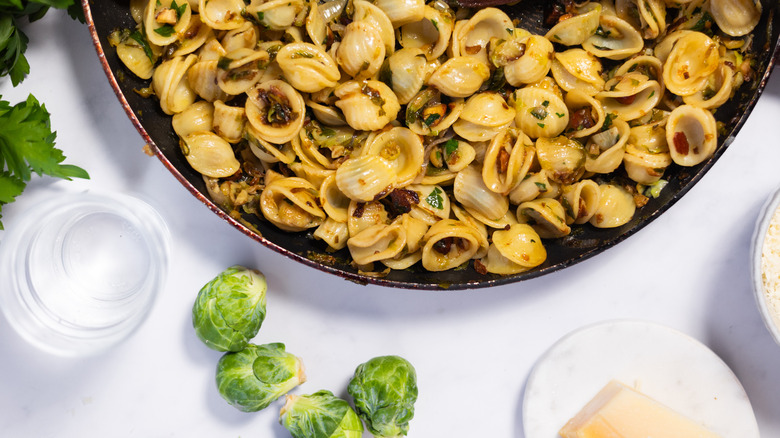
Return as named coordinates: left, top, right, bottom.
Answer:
left=280, top=390, right=364, bottom=438
left=192, top=265, right=267, bottom=352
left=216, top=343, right=306, bottom=412
left=348, top=355, right=418, bottom=438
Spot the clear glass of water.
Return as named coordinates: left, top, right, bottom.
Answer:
left=0, top=191, right=170, bottom=357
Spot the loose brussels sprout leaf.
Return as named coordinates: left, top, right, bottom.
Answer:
left=216, top=343, right=306, bottom=412
left=348, top=355, right=418, bottom=437
left=192, top=265, right=267, bottom=352
left=280, top=390, right=364, bottom=438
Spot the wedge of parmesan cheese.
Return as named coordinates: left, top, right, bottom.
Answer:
left=559, top=380, right=721, bottom=438
left=761, top=205, right=780, bottom=330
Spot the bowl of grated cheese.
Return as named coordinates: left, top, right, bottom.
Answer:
left=752, top=187, right=780, bottom=346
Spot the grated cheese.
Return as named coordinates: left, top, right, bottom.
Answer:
left=761, top=205, right=780, bottom=330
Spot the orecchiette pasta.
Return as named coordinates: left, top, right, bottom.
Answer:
left=115, top=0, right=760, bottom=277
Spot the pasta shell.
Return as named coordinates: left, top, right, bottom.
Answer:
left=220, top=21, right=258, bottom=53
left=348, top=200, right=390, bottom=236
left=276, top=42, right=340, bottom=93
left=373, top=0, right=425, bottom=27
left=320, top=173, right=351, bottom=223
left=196, top=36, right=227, bottom=62
left=454, top=165, right=509, bottom=222
left=623, top=143, right=673, bottom=185
left=336, top=155, right=396, bottom=202
left=550, top=49, right=605, bottom=96
left=348, top=223, right=407, bottom=265
left=334, top=80, right=401, bottom=131
left=589, top=184, right=636, bottom=229
left=666, top=104, right=718, bottom=167
left=336, top=21, right=386, bottom=80
left=421, top=219, right=483, bottom=271
left=564, top=90, right=606, bottom=139
left=517, top=198, right=571, bottom=239
left=482, top=127, right=535, bottom=195
left=508, top=171, right=558, bottom=205
left=145, top=0, right=192, bottom=47
left=597, top=73, right=662, bottom=121
left=709, top=0, right=761, bottom=37
left=536, top=136, right=586, bottom=185
left=682, top=62, right=735, bottom=110
left=152, top=54, right=197, bottom=115
left=488, top=224, right=546, bottom=269
left=382, top=47, right=428, bottom=105
left=584, top=117, right=630, bottom=174
left=172, top=100, right=214, bottom=137
left=453, top=7, right=513, bottom=65
left=513, top=86, right=569, bottom=139
left=212, top=100, right=245, bottom=143
left=353, top=0, right=396, bottom=54
left=180, top=131, right=240, bottom=178
left=199, top=0, right=245, bottom=30
left=216, top=48, right=269, bottom=96
left=583, top=14, right=644, bottom=60
left=305, top=2, right=328, bottom=47
left=545, top=3, right=601, bottom=46
left=260, top=177, right=326, bottom=232
left=245, top=80, right=306, bottom=144
left=561, top=180, right=601, bottom=225
left=397, top=5, right=454, bottom=61
left=459, top=92, right=515, bottom=126
left=245, top=123, right=296, bottom=164
left=314, top=217, right=350, bottom=250
left=615, top=0, right=667, bottom=39
left=662, top=31, right=720, bottom=96
left=245, top=0, right=306, bottom=30
left=500, top=35, right=555, bottom=87
left=437, top=138, right=476, bottom=173
left=615, top=55, right=665, bottom=94
left=363, top=127, right=425, bottom=187
left=427, top=57, right=490, bottom=98
left=169, top=15, right=213, bottom=58
left=407, top=184, right=451, bottom=225
left=116, top=33, right=157, bottom=80
left=188, top=60, right=230, bottom=102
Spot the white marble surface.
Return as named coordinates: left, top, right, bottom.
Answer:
left=1, top=11, right=779, bottom=438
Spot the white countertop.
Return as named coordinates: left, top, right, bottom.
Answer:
left=1, top=10, right=779, bottom=438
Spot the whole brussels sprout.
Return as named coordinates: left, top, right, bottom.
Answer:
left=192, top=265, right=267, bottom=352
left=216, top=343, right=306, bottom=412
left=280, top=390, right=364, bottom=438
left=348, top=355, right=418, bottom=437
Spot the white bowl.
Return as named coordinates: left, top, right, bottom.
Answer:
left=751, top=187, right=780, bottom=346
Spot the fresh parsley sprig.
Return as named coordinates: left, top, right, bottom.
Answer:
left=0, top=1, right=88, bottom=229
left=0, top=94, right=89, bottom=229
left=0, top=0, right=84, bottom=86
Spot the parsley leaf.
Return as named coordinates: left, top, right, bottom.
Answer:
left=0, top=0, right=82, bottom=85
left=426, top=187, right=444, bottom=210
left=0, top=94, right=89, bottom=228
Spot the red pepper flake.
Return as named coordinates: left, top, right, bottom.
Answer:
left=673, top=131, right=690, bottom=155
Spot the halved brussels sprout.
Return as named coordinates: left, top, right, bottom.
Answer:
left=216, top=342, right=306, bottom=412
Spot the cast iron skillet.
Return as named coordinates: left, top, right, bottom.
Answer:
left=83, top=0, right=779, bottom=290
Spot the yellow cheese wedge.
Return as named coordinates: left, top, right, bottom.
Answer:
left=559, top=380, right=722, bottom=438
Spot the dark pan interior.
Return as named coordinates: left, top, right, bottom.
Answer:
left=83, top=0, right=779, bottom=290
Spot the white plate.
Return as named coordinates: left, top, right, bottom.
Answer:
left=523, top=320, right=758, bottom=438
